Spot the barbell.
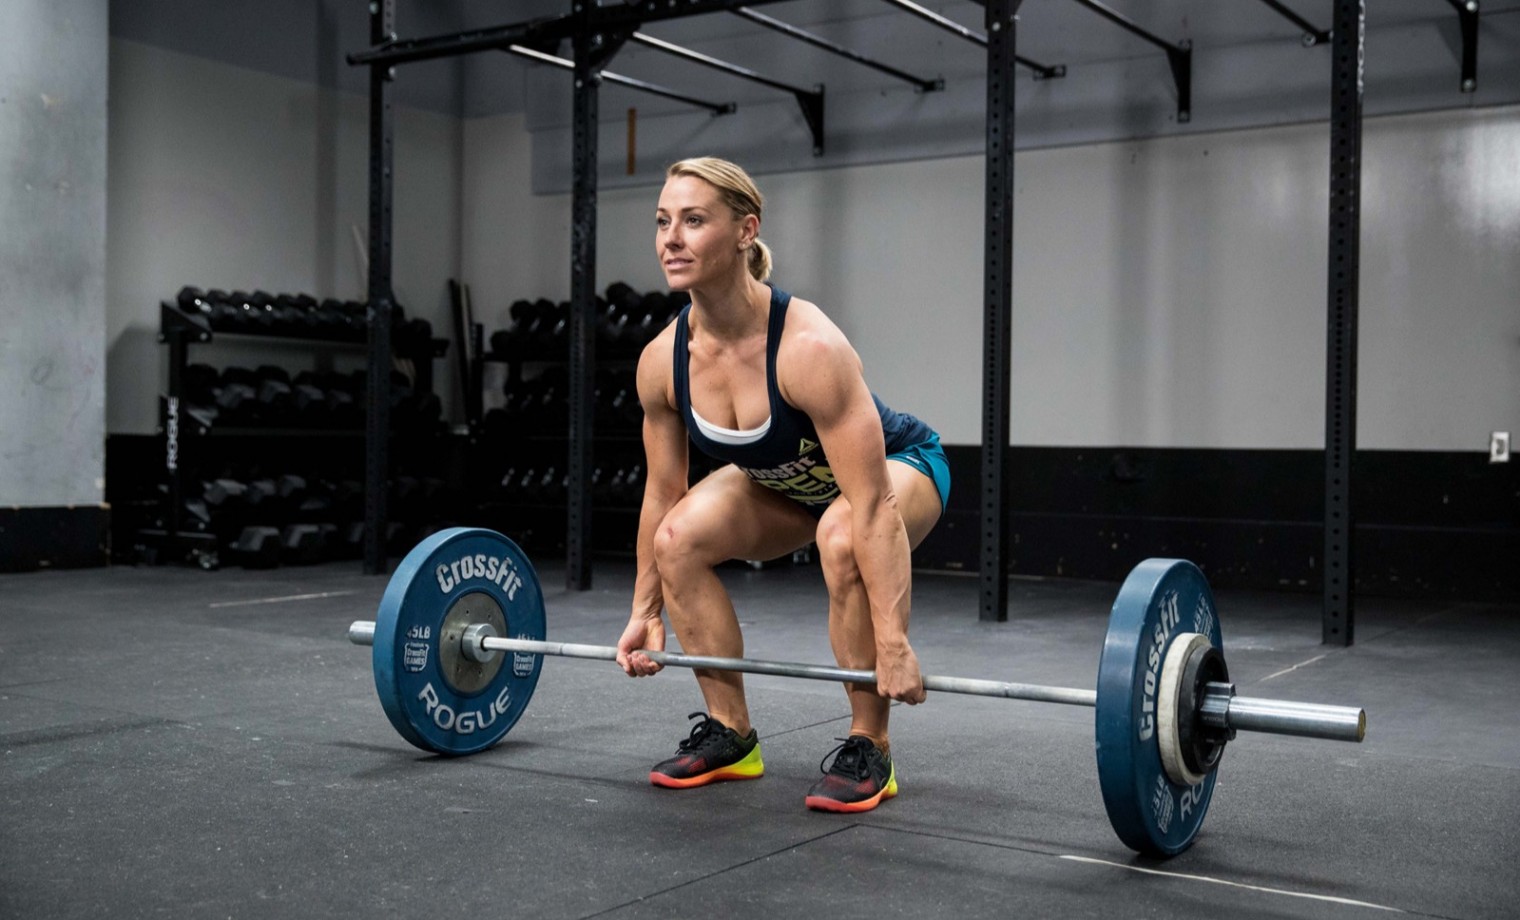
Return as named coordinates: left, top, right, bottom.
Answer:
left=346, top=527, right=1367, bottom=857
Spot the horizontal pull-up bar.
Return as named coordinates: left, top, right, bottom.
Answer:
left=1065, top=0, right=1191, bottom=122
left=1067, top=0, right=1175, bottom=54
left=629, top=31, right=826, bottom=155
left=508, top=44, right=737, bottom=115
left=631, top=32, right=815, bottom=98
left=1253, top=0, right=1330, bottom=46
left=878, top=0, right=1065, bottom=80
left=732, top=6, right=943, bottom=93
left=347, top=0, right=798, bottom=68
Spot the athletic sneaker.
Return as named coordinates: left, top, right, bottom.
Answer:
left=804, top=736, right=898, bottom=813
left=648, top=712, right=765, bottom=789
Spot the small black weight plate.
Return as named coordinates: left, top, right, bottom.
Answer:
left=1095, top=559, right=1224, bottom=856
left=373, top=528, right=546, bottom=755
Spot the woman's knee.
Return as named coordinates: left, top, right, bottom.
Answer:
left=815, top=510, right=861, bottom=586
left=652, top=513, right=698, bottom=573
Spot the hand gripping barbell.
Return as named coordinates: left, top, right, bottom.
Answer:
left=347, top=527, right=1367, bottom=857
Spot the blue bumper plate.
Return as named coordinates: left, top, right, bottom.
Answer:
left=373, top=528, right=546, bottom=755
left=1095, top=558, right=1223, bottom=856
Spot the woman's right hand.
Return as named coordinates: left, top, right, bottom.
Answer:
left=616, top=614, right=666, bottom=677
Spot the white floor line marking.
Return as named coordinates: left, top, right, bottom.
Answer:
left=210, top=590, right=358, bottom=609
left=1059, top=855, right=1404, bottom=912
left=1261, top=653, right=1329, bottom=683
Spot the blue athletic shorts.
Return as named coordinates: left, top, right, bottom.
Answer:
left=887, top=431, right=952, bottom=513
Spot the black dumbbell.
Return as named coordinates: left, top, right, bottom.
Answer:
left=229, top=291, right=275, bottom=330
left=272, top=293, right=316, bottom=333
left=277, top=474, right=308, bottom=505
left=281, top=524, right=326, bottom=564
left=288, top=373, right=329, bottom=427
left=197, top=289, right=238, bottom=330
left=244, top=478, right=279, bottom=511
left=315, top=299, right=351, bottom=335
left=497, top=465, right=519, bottom=498
left=257, top=366, right=294, bottom=416
left=605, top=281, right=639, bottom=311
left=177, top=286, right=216, bottom=319
left=232, top=526, right=283, bottom=569
left=181, top=498, right=212, bottom=531
left=183, top=363, right=220, bottom=405
left=204, top=478, right=248, bottom=507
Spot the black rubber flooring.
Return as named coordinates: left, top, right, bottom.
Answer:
left=2, top=557, right=1517, bottom=919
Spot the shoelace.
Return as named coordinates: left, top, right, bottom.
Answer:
left=818, top=736, right=875, bottom=781
left=676, top=711, right=725, bottom=753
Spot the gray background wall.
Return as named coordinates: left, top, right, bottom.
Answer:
left=0, top=0, right=109, bottom=507
left=7, top=1, right=1511, bottom=498
left=465, top=106, right=1520, bottom=452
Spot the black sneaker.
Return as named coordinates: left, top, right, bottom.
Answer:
left=804, top=736, right=898, bottom=813
left=649, top=712, right=765, bottom=789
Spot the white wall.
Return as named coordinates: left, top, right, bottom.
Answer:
left=0, top=0, right=108, bottom=506
left=463, top=104, right=1520, bottom=452
left=106, top=39, right=464, bottom=435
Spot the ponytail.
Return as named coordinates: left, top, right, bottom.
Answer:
left=747, top=238, right=773, bottom=282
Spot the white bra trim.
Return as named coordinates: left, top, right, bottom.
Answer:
left=691, top=406, right=771, bottom=445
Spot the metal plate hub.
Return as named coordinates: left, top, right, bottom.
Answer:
left=438, top=593, right=507, bottom=695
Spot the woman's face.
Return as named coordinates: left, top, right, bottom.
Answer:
left=655, top=175, right=751, bottom=291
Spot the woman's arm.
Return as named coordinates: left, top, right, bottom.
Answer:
left=617, top=325, right=690, bottom=677
left=778, top=303, right=925, bottom=703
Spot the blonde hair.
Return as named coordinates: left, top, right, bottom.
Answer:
left=666, top=157, right=773, bottom=282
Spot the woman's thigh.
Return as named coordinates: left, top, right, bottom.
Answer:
left=814, top=460, right=944, bottom=557
left=660, top=464, right=819, bottom=565
left=888, top=458, right=945, bottom=550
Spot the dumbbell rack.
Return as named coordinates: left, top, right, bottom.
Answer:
left=468, top=286, right=713, bottom=558
left=474, top=345, right=648, bottom=557
left=147, top=300, right=447, bottom=569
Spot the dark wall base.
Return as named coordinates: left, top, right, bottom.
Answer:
left=0, top=505, right=111, bottom=572
left=103, top=432, right=1518, bottom=600
left=913, top=446, right=1519, bottom=601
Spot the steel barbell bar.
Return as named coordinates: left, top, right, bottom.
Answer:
left=346, top=619, right=1366, bottom=744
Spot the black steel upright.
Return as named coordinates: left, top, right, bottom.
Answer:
left=1323, top=0, right=1364, bottom=646
left=566, top=26, right=602, bottom=591
left=363, top=0, right=397, bottom=575
left=980, top=0, right=1019, bottom=623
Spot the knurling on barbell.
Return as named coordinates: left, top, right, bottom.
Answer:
left=352, top=527, right=1366, bottom=857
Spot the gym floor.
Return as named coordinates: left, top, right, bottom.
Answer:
left=2, top=559, right=1516, bottom=919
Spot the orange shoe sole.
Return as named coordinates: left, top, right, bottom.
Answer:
left=804, top=782, right=898, bottom=814
left=649, top=766, right=764, bottom=789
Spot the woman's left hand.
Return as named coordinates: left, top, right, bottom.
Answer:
left=874, top=642, right=926, bottom=704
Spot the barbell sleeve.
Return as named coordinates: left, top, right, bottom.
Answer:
left=1224, top=694, right=1366, bottom=742
left=346, top=620, right=1366, bottom=744
left=349, top=620, right=376, bottom=646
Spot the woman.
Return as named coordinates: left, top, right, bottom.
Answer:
left=614, top=157, right=951, bottom=813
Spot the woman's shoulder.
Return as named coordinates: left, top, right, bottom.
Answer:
left=635, top=320, right=681, bottom=408
left=781, top=295, right=849, bottom=352
left=776, top=294, right=861, bottom=395
left=638, top=315, right=680, bottom=374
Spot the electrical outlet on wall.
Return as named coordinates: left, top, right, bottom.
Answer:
left=1491, top=431, right=1511, bottom=464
